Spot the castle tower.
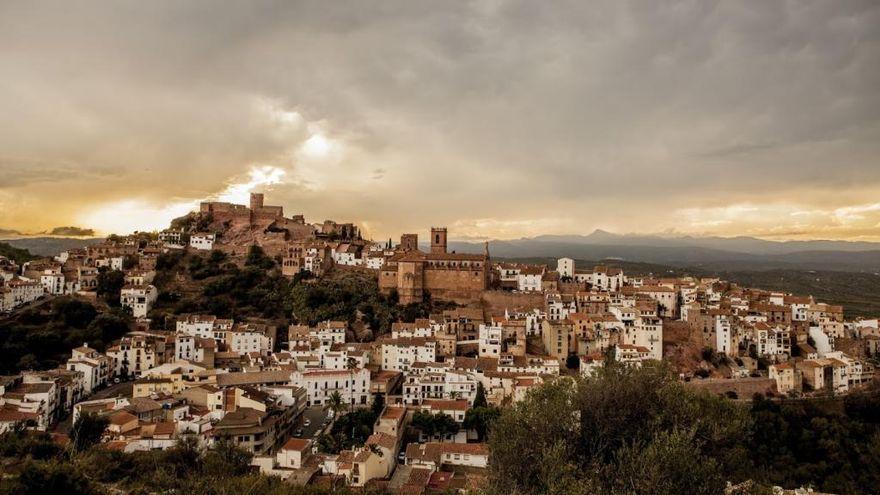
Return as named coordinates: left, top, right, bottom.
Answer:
left=250, top=192, right=264, bottom=210
left=400, top=234, right=418, bottom=252
left=431, top=227, right=447, bottom=254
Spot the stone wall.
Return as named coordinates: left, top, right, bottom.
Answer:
left=481, top=290, right=545, bottom=313
left=686, top=377, right=777, bottom=398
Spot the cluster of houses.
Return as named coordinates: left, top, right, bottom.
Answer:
left=470, top=256, right=877, bottom=399
left=0, top=255, right=46, bottom=312
left=0, top=237, right=162, bottom=317
left=492, top=257, right=878, bottom=397
left=0, top=311, right=502, bottom=490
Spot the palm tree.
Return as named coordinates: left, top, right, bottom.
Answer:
left=346, top=357, right=358, bottom=410
left=345, top=356, right=358, bottom=444
left=327, top=391, right=344, bottom=419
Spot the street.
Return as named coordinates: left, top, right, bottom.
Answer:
left=299, top=406, right=332, bottom=439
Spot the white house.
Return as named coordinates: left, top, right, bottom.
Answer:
left=556, top=258, right=575, bottom=278
left=175, top=334, right=215, bottom=364
left=6, top=278, right=43, bottom=307
left=230, top=329, right=273, bottom=355
left=631, top=316, right=662, bottom=360
left=290, top=368, right=371, bottom=407
left=189, top=233, right=216, bottom=251
left=159, top=229, right=187, bottom=249
left=332, top=243, right=362, bottom=266
left=120, top=284, right=158, bottom=318
left=66, top=344, right=111, bottom=396
left=405, top=442, right=489, bottom=470
left=715, top=314, right=734, bottom=356
left=381, top=338, right=437, bottom=372
left=40, top=270, right=65, bottom=295
left=516, top=265, right=544, bottom=292
left=478, top=324, right=503, bottom=358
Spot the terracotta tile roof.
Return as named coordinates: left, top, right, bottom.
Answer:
left=439, top=442, right=489, bottom=455
left=109, top=411, right=137, bottom=426
left=282, top=438, right=311, bottom=451
left=381, top=406, right=406, bottom=421
left=422, top=399, right=468, bottom=411
left=366, top=432, right=397, bottom=450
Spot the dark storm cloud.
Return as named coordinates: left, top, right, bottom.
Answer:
left=0, top=0, right=878, bottom=238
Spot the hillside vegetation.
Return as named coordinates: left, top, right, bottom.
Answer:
left=0, top=242, right=37, bottom=265
left=0, top=297, right=131, bottom=374
left=488, top=362, right=880, bottom=495
left=146, top=246, right=444, bottom=339
left=0, top=429, right=366, bottom=494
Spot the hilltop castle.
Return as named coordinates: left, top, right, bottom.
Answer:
left=195, top=193, right=360, bottom=258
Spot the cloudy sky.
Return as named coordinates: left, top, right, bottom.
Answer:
left=1, top=1, right=879, bottom=241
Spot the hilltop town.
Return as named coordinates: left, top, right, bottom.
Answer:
left=1, top=193, right=878, bottom=493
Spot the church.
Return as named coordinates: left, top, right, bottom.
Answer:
left=379, top=228, right=489, bottom=305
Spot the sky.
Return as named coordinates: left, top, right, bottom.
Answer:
left=1, top=1, right=879, bottom=241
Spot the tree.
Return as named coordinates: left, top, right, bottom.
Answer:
left=202, top=439, right=252, bottom=477
left=565, top=354, right=580, bottom=370
left=473, top=382, right=488, bottom=408
left=14, top=459, right=96, bottom=495
left=96, top=269, right=126, bottom=306
left=83, top=312, right=131, bottom=351
left=70, top=414, right=109, bottom=453
left=0, top=241, right=38, bottom=265
left=244, top=245, right=275, bottom=270
left=463, top=406, right=502, bottom=442
left=17, top=353, right=39, bottom=370
left=701, top=347, right=715, bottom=362
left=327, top=391, right=345, bottom=419
left=371, top=393, right=385, bottom=418
left=321, top=409, right=380, bottom=453
left=486, top=363, right=751, bottom=495
left=53, top=298, right=97, bottom=329
left=603, top=429, right=725, bottom=495
left=412, top=411, right=459, bottom=439
left=122, top=254, right=139, bottom=270
left=346, top=357, right=358, bottom=410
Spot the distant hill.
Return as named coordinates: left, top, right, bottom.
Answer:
left=0, top=242, right=38, bottom=265
left=524, top=230, right=880, bottom=254
left=445, top=230, right=880, bottom=272
left=0, top=237, right=103, bottom=257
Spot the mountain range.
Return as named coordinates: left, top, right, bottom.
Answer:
left=0, top=237, right=103, bottom=257
left=447, top=230, right=880, bottom=272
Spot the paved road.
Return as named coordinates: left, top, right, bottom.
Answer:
left=89, top=381, right=134, bottom=401
left=298, top=406, right=332, bottom=439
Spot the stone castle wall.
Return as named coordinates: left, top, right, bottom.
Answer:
left=422, top=267, right=486, bottom=303
left=380, top=262, right=488, bottom=305
left=480, top=290, right=546, bottom=313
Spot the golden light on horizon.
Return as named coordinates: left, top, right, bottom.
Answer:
left=74, top=165, right=288, bottom=235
